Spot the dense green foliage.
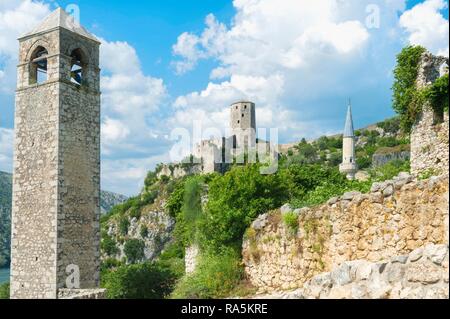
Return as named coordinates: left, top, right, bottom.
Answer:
left=369, top=159, right=411, bottom=182
left=124, top=239, right=146, bottom=264
left=199, top=164, right=289, bottom=253
left=0, top=282, right=9, bottom=299
left=171, top=250, right=244, bottom=299
left=392, top=45, right=448, bottom=132
left=101, top=233, right=119, bottom=256
left=392, top=45, right=427, bottom=132
left=101, top=262, right=177, bottom=299
left=423, top=73, right=449, bottom=114
left=101, top=242, right=185, bottom=299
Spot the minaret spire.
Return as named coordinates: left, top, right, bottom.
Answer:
left=339, top=100, right=358, bottom=180
left=343, top=100, right=355, bottom=138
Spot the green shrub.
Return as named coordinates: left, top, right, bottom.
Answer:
left=102, top=262, right=177, bottom=299
left=171, top=250, right=243, bottom=299
left=419, top=168, right=439, bottom=180
left=392, top=45, right=427, bottom=132
left=423, top=73, right=449, bottom=114
left=129, top=207, right=141, bottom=220
left=369, top=159, right=410, bottom=181
left=140, top=225, right=149, bottom=238
left=100, top=258, right=124, bottom=276
left=101, top=234, right=119, bottom=256
left=283, top=212, right=299, bottom=234
left=118, top=217, right=130, bottom=236
left=166, top=179, right=185, bottom=218
left=124, top=239, right=145, bottom=264
left=377, top=117, right=401, bottom=135
left=0, top=282, right=9, bottom=299
left=356, top=155, right=372, bottom=169
left=199, top=165, right=288, bottom=252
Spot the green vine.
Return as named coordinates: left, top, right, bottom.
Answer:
left=423, top=73, right=449, bottom=115
left=392, top=46, right=449, bottom=133
left=392, top=45, right=427, bottom=133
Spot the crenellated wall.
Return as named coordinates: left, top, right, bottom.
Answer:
left=242, top=173, right=449, bottom=293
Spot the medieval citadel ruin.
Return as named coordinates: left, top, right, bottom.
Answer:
left=7, top=8, right=450, bottom=299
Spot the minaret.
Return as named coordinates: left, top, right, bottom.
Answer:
left=11, top=8, right=101, bottom=299
left=339, top=101, right=358, bottom=180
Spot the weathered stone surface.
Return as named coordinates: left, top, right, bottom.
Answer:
left=249, top=245, right=449, bottom=299
left=424, top=244, right=448, bottom=265
left=243, top=175, right=448, bottom=292
left=185, top=245, right=200, bottom=275
left=11, top=9, right=102, bottom=299
left=280, top=204, right=292, bottom=215
left=411, top=53, right=449, bottom=177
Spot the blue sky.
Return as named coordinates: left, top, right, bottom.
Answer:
left=0, top=0, right=449, bottom=195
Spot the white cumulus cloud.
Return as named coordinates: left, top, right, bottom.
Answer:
left=400, top=0, right=449, bottom=56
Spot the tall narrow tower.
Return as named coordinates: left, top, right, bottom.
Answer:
left=339, top=102, right=358, bottom=180
left=10, top=8, right=101, bottom=299
left=230, top=101, right=256, bottom=151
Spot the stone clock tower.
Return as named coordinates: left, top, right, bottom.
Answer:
left=10, top=8, right=101, bottom=299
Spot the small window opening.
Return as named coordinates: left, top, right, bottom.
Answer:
left=30, top=47, right=48, bottom=84
left=70, top=49, right=85, bottom=85
left=242, top=114, right=245, bottom=117
left=244, top=105, right=247, bottom=109
left=237, top=120, right=240, bottom=124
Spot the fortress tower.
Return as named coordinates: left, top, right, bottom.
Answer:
left=10, top=8, right=101, bottom=299
left=230, top=101, right=256, bottom=151
left=339, top=103, right=358, bottom=180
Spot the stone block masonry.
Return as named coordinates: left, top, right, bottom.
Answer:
left=10, top=8, right=102, bottom=299
left=243, top=173, right=449, bottom=293
left=410, top=52, right=449, bottom=177
left=252, top=244, right=448, bottom=299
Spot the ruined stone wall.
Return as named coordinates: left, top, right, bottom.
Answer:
left=252, top=244, right=448, bottom=299
left=410, top=52, right=449, bottom=176
left=411, top=109, right=448, bottom=176
left=243, top=173, right=449, bottom=292
left=58, top=288, right=106, bottom=299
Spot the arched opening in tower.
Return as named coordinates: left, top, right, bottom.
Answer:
left=70, top=49, right=86, bottom=85
left=30, top=46, right=48, bottom=85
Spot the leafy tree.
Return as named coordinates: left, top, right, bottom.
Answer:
left=101, top=234, right=119, bottom=256
left=118, top=216, right=130, bottom=236
left=102, top=262, right=176, bottom=299
left=424, top=73, right=449, bottom=114
left=392, top=45, right=427, bottom=132
left=171, top=250, right=243, bottom=299
left=199, top=165, right=288, bottom=252
left=124, top=239, right=145, bottom=264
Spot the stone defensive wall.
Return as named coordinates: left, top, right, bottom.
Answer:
left=242, top=173, right=449, bottom=294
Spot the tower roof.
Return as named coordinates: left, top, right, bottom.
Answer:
left=343, top=103, right=355, bottom=138
left=19, top=7, right=99, bottom=43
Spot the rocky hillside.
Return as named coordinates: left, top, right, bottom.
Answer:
left=100, top=177, right=176, bottom=265
left=0, top=171, right=128, bottom=268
